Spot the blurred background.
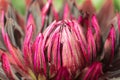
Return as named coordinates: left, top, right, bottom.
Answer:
left=11, top=0, right=120, bottom=15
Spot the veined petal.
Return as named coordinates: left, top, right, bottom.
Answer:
left=1, top=53, right=16, bottom=80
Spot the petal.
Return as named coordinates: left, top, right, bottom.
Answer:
left=27, top=0, right=42, bottom=34
left=83, top=62, right=103, bottom=80
left=47, top=31, right=62, bottom=77
left=87, top=27, right=96, bottom=62
left=63, top=3, right=70, bottom=19
left=91, top=15, right=103, bottom=54
left=33, top=33, right=46, bottom=75
left=78, top=0, right=96, bottom=16
left=101, top=25, right=116, bottom=65
left=55, top=67, right=72, bottom=80
left=27, top=13, right=36, bottom=34
left=1, top=10, right=27, bottom=73
left=97, top=0, right=114, bottom=36
left=23, top=24, right=34, bottom=69
left=1, top=53, right=16, bottom=80
left=41, top=0, right=52, bottom=31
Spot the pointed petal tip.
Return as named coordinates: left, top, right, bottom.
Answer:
left=63, top=3, right=70, bottom=19
left=91, top=14, right=100, bottom=32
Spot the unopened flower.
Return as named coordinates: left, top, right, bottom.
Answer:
left=0, top=0, right=120, bottom=80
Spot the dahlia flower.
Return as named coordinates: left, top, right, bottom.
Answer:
left=0, top=0, right=120, bottom=80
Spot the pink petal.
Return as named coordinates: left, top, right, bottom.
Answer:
left=33, top=33, right=46, bottom=75
left=83, top=62, right=103, bottom=80
left=102, top=25, right=116, bottom=64
left=91, top=14, right=102, bottom=53
left=47, top=32, right=61, bottom=76
left=87, top=27, right=96, bottom=62
left=63, top=3, right=70, bottom=19
left=91, top=15, right=100, bottom=33
left=26, top=14, right=36, bottom=34
left=55, top=67, right=72, bottom=80
left=1, top=53, right=15, bottom=80
left=23, top=24, right=33, bottom=68
left=1, top=10, right=27, bottom=73
left=52, top=7, right=59, bottom=21
left=41, top=0, right=52, bottom=31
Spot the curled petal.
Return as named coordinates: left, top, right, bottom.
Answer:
left=1, top=53, right=16, bottom=80
left=102, top=25, right=116, bottom=64
left=83, top=62, right=103, bottom=80
left=55, top=67, right=72, bottom=80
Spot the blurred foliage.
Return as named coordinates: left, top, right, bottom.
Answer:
left=114, top=0, right=120, bottom=12
left=53, top=0, right=63, bottom=12
left=92, top=0, right=104, bottom=11
left=11, top=0, right=25, bottom=15
left=11, top=0, right=120, bottom=15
